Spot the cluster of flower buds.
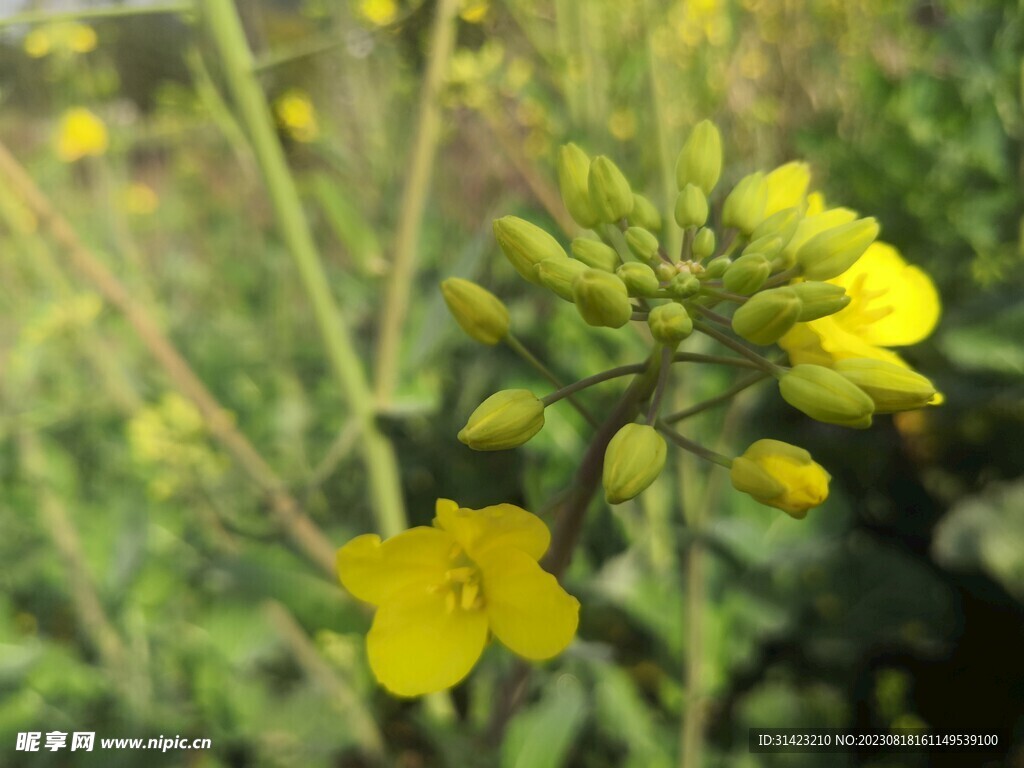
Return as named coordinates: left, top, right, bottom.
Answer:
left=442, top=120, right=941, bottom=518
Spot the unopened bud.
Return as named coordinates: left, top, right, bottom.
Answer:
left=572, top=268, right=633, bottom=328
left=675, top=119, right=722, bottom=194
left=458, top=389, right=545, bottom=451
left=630, top=193, right=663, bottom=232
left=493, top=216, right=566, bottom=285
left=588, top=155, right=634, bottom=223
left=730, top=439, right=830, bottom=519
left=655, top=262, right=677, bottom=282
left=648, top=302, right=693, bottom=343
left=535, top=258, right=588, bottom=301
left=674, top=183, right=708, bottom=229
left=616, top=262, right=660, bottom=297
left=667, top=273, right=701, bottom=298
left=834, top=358, right=937, bottom=413
left=603, top=424, right=667, bottom=504
left=744, top=234, right=784, bottom=259
left=557, top=143, right=600, bottom=229
left=722, top=253, right=771, bottom=295
left=778, top=364, right=875, bottom=428
left=780, top=206, right=858, bottom=269
left=625, top=226, right=660, bottom=264
left=797, top=217, right=880, bottom=280
left=704, top=255, right=731, bottom=279
left=722, top=172, right=768, bottom=234
left=692, top=227, right=716, bottom=259
left=752, top=207, right=802, bottom=255
left=440, top=277, right=510, bottom=345
left=571, top=237, right=620, bottom=272
left=731, top=287, right=802, bottom=345
left=790, top=281, right=850, bottom=321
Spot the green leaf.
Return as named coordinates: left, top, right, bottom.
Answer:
left=501, top=674, right=588, bottom=768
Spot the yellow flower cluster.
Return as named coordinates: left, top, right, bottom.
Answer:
left=24, top=22, right=97, bottom=58
left=55, top=108, right=108, bottom=163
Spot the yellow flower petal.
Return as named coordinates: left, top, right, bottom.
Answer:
left=781, top=315, right=912, bottom=369
left=764, top=161, right=810, bottom=217
left=336, top=527, right=453, bottom=606
left=367, top=588, right=488, bottom=697
left=478, top=547, right=579, bottom=660
left=434, top=498, right=550, bottom=561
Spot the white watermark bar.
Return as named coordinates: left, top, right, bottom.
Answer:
left=749, top=728, right=1001, bottom=753
left=15, top=732, right=212, bottom=753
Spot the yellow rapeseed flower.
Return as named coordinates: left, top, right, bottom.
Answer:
left=459, top=0, right=490, bottom=23
left=24, top=22, right=97, bottom=58
left=337, top=499, right=579, bottom=696
left=274, top=89, right=319, bottom=143
left=55, top=108, right=108, bottom=162
left=359, top=0, right=397, bottom=26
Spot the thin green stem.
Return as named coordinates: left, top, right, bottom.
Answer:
left=662, top=371, right=769, bottom=424
left=693, top=320, right=783, bottom=375
left=505, top=335, right=599, bottom=428
left=699, top=286, right=748, bottom=303
left=202, top=0, right=406, bottom=535
left=656, top=423, right=732, bottom=468
left=672, top=352, right=762, bottom=370
left=541, top=364, right=647, bottom=407
left=763, top=266, right=801, bottom=288
left=0, top=1, right=192, bottom=27
left=691, top=303, right=732, bottom=328
left=646, top=345, right=673, bottom=424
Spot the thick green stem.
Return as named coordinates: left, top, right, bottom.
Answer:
left=203, top=0, right=406, bottom=535
left=0, top=1, right=192, bottom=27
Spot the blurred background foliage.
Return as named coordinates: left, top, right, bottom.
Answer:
left=0, top=0, right=1021, bottom=766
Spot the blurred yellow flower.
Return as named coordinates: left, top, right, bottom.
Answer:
left=123, top=182, right=160, bottom=215
left=459, top=0, right=489, bottom=23
left=274, top=89, right=319, bottom=143
left=359, top=0, right=397, bottom=26
left=609, top=108, right=638, bottom=142
left=55, top=108, right=108, bottom=162
left=338, top=499, right=579, bottom=697
left=24, top=22, right=97, bottom=58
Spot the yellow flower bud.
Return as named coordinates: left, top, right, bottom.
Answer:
left=588, top=155, right=634, bottom=223
left=790, top=281, right=850, bottom=321
left=648, top=302, right=693, bottom=343
left=440, top=278, right=510, bottom=345
left=779, top=206, right=858, bottom=268
left=603, top=424, right=667, bottom=504
left=616, top=262, right=660, bottom=297
left=624, top=227, right=660, bottom=263
left=630, top=193, right=663, bottom=232
left=572, top=269, right=633, bottom=328
left=692, top=227, right=716, bottom=260
left=722, top=253, right=771, bottom=295
left=675, top=119, right=722, bottom=194
left=571, top=237, right=620, bottom=272
left=730, top=439, right=830, bottom=519
left=731, top=287, right=802, bottom=345
left=674, top=183, right=708, bottom=229
left=778, top=364, right=875, bottom=428
left=833, top=358, right=937, bottom=413
left=722, top=172, right=768, bottom=234
left=458, top=389, right=545, bottom=451
left=797, top=217, right=879, bottom=280
left=535, top=258, right=588, bottom=301
left=557, top=143, right=600, bottom=229
left=751, top=206, right=801, bottom=249
left=493, top=216, right=567, bottom=285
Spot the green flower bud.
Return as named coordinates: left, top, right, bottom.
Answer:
left=572, top=268, right=633, bottom=328
left=833, top=358, right=937, bottom=413
left=655, top=262, right=677, bottom=282
left=557, top=143, right=601, bottom=229
left=703, top=255, right=730, bottom=279
left=797, top=217, right=879, bottom=280
left=722, top=172, right=768, bottom=234
left=730, top=439, right=830, bottom=519
left=744, top=234, right=784, bottom=259
left=668, top=273, right=701, bottom=298
left=603, top=424, right=667, bottom=504
left=535, top=258, right=588, bottom=301
left=674, top=183, right=709, bottom=229
left=630, top=193, right=663, bottom=232
left=458, top=389, right=545, bottom=451
left=692, top=227, right=716, bottom=259
left=588, top=155, right=634, bottom=223
left=493, top=216, right=567, bottom=285
left=625, top=226, right=660, bottom=263
left=790, top=281, right=850, bottom=321
left=571, top=237, right=620, bottom=272
left=751, top=206, right=802, bottom=247
left=440, top=277, right=510, bottom=345
left=780, top=206, right=858, bottom=268
left=675, top=119, right=722, bottom=194
left=616, top=262, right=660, bottom=296
left=731, top=287, right=802, bottom=345
left=648, top=302, right=693, bottom=343
left=778, top=364, right=875, bottom=428
left=722, top=253, right=771, bottom=295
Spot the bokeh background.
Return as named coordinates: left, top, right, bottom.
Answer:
left=0, top=0, right=1022, bottom=766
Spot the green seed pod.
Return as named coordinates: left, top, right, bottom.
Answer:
left=730, top=287, right=802, bottom=345
left=557, top=143, right=601, bottom=229
left=692, top=227, right=716, bottom=260
left=722, top=252, right=771, bottom=295
left=458, top=389, right=545, bottom=451
left=630, top=193, right=663, bottom=232
left=625, top=226, right=660, bottom=263
left=493, top=216, right=567, bottom=285
left=616, top=262, right=660, bottom=297
left=833, top=358, right=937, bottom=413
left=588, top=155, right=634, bottom=223
left=674, top=183, right=709, bottom=229
left=440, top=277, right=510, bottom=345
left=572, top=268, right=633, bottom=328
left=571, top=237, right=620, bottom=272
left=751, top=206, right=801, bottom=249
left=535, top=258, right=588, bottom=301
left=703, top=255, right=731, bottom=279
left=667, top=273, right=701, bottom=298
left=675, top=119, right=722, bottom=194
left=603, top=423, right=668, bottom=504
left=797, top=217, right=880, bottom=280
left=722, top=172, right=768, bottom=234
left=778, top=364, right=875, bottom=428
left=648, top=302, right=693, bottom=343
left=790, top=281, right=851, bottom=321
